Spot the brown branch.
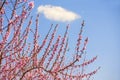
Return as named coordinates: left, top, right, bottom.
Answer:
left=58, top=59, right=78, bottom=72
left=0, top=0, right=6, bottom=11
left=20, top=66, right=53, bottom=80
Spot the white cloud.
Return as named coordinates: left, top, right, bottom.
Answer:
left=37, top=5, right=80, bottom=22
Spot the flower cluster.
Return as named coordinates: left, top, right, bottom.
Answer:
left=0, top=0, right=100, bottom=80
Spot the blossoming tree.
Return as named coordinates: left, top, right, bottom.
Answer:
left=0, top=0, right=100, bottom=80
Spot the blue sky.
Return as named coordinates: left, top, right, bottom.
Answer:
left=32, top=0, right=120, bottom=80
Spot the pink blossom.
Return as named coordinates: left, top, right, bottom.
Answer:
left=0, top=8, right=5, bottom=14
left=9, top=20, right=13, bottom=24
left=19, top=0, right=27, bottom=2
left=28, top=1, right=34, bottom=9
left=23, top=0, right=27, bottom=2
left=21, top=11, right=27, bottom=18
